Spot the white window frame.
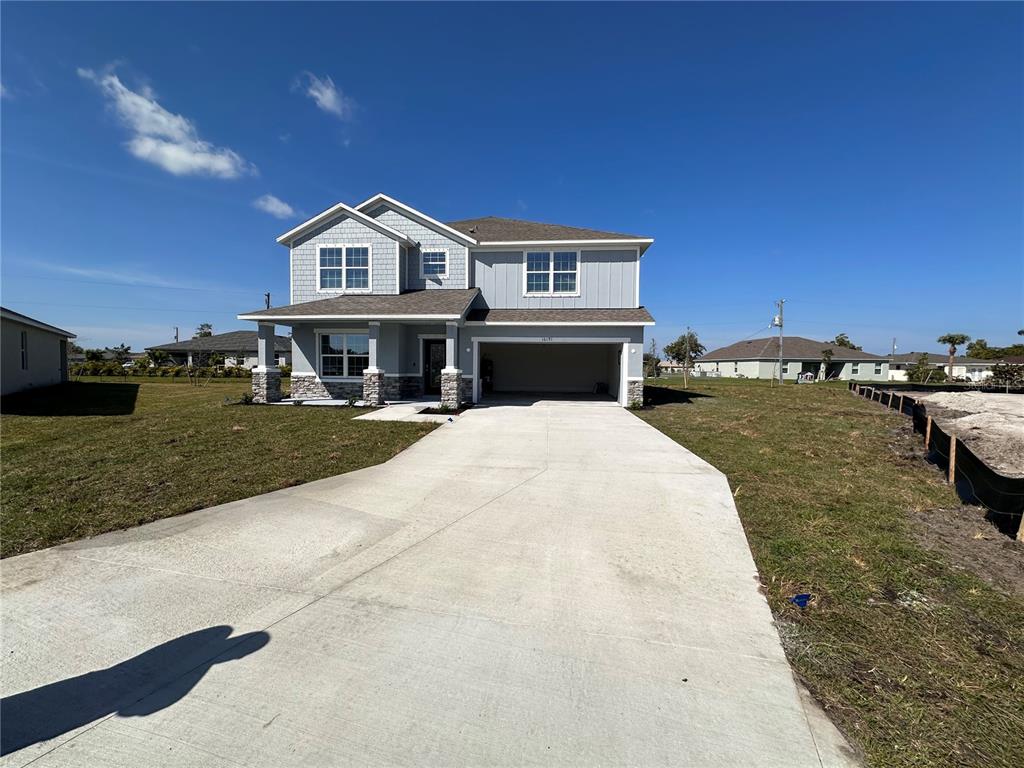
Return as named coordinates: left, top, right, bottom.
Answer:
left=316, top=329, right=371, bottom=380
left=874, top=363, right=883, bottom=375
left=317, top=244, right=372, bottom=293
left=851, top=363, right=860, bottom=375
left=522, top=250, right=580, bottom=297
left=420, top=249, right=449, bottom=279
left=782, top=362, right=790, bottom=374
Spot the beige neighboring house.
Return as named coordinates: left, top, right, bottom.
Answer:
left=888, top=353, right=997, bottom=382
left=1, top=307, right=75, bottom=396
left=657, top=360, right=686, bottom=374
left=693, top=336, right=890, bottom=381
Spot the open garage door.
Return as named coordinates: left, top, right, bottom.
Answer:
left=478, top=342, right=622, bottom=403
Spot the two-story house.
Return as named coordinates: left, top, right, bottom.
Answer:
left=238, top=194, right=654, bottom=407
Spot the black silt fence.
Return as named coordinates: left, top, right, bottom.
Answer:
left=850, top=383, right=1023, bottom=537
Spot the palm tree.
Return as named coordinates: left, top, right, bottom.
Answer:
left=936, top=333, right=970, bottom=380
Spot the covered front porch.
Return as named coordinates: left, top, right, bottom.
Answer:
left=250, top=319, right=467, bottom=409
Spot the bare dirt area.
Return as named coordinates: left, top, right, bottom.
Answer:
left=910, top=391, right=1024, bottom=477
left=909, top=507, right=1024, bottom=598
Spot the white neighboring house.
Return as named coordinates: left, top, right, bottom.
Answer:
left=657, top=360, right=686, bottom=374
left=693, top=336, right=890, bottom=381
left=1, top=307, right=75, bottom=396
left=888, top=353, right=996, bottom=382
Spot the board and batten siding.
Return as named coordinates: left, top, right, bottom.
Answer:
left=366, top=205, right=468, bottom=291
left=291, top=215, right=399, bottom=302
left=471, top=249, right=639, bottom=309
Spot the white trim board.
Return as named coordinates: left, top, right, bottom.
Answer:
left=277, top=201, right=416, bottom=247
left=464, top=321, right=653, bottom=327
left=238, top=313, right=464, bottom=322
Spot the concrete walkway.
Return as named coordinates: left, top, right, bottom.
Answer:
left=1, top=401, right=856, bottom=767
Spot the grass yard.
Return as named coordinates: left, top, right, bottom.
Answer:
left=638, top=377, right=1024, bottom=768
left=1, top=377, right=435, bottom=558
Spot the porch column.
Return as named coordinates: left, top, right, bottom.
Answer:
left=440, top=321, right=461, bottom=409
left=252, top=323, right=281, bottom=403
left=362, top=321, right=385, bottom=406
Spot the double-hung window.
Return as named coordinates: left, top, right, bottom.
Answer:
left=874, top=363, right=882, bottom=375
left=421, top=250, right=447, bottom=277
left=319, top=245, right=370, bottom=291
left=319, top=333, right=370, bottom=378
left=524, top=251, right=578, bottom=295
left=851, top=363, right=860, bottom=375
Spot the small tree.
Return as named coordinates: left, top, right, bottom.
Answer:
left=906, top=354, right=947, bottom=384
left=832, top=333, right=862, bottom=350
left=84, top=348, right=105, bottom=362
left=194, top=323, right=214, bottom=338
left=664, top=329, right=706, bottom=388
left=106, top=344, right=132, bottom=363
left=820, top=348, right=834, bottom=380
left=148, top=349, right=169, bottom=367
left=966, top=338, right=992, bottom=359
left=644, top=338, right=661, bottom=378
left=937, top=333, right=970, bottom=379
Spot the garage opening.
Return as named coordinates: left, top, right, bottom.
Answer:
left=478, top=342, right=621, bottom=403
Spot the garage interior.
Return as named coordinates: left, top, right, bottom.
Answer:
left=478, top=342, right=621, bottom=401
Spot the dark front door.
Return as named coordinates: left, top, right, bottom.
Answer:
left=424, top=339, right=445, bottom=395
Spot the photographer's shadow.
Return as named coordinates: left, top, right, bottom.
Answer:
left=1, top=625, right=269, bottom=756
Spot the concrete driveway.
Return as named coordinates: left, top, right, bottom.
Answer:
left=1, top=400, right=854, bottom=767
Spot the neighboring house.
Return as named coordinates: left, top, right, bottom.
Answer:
left=693, top=336, right=889, bottom=381
left=888, top=353, right=996, bottom=382
left=1, top=307, right=75, bottom=396
left=658, top=360, right=686, bottom=374
left=147, top=331, right=291, bottom=368
left=238, top=193, right=654, bottom=406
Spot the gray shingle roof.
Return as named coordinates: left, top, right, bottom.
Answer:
left=700, top=337, right=887, bottom=362
left=147, top=331, right=290, bottom=353
left=466, top=307, right=654, bottom=324
left=239, top=289, right=480, bottom=320
left=445, top=216, right=649, bottom=242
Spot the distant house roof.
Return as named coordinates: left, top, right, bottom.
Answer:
left=890, top=352, right=994, bottom=365
left=658, top=360, right=684, bottom=368
left=238, top=289, right=481, bottom=322
left=147, top=331, right=290, bottom=354
left=446, top=216, right=651, bottom=245
left=465, top=307, right=654, bottom=325
left=1, top=307, right=75, bottom=338
left=700, top=336, right=887, bottom=362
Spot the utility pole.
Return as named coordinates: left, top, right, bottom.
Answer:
left=174, top=326, right=179, bottom=343
left=773, top=299, right=785, bottom=385
left=891, top=337, right=897, bottom=357
left=265, top=292, right=271, bottom=309
left=683, top=326, right=691, bottom=388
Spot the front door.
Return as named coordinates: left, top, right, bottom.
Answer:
left=424, top=339, right=445, bottom=395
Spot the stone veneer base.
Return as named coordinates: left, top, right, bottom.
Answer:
left=626, top=379, right=644, bottom=406
left=252, top=369, right=282, bottom=403
left=440, top=370, right=462, bottom=409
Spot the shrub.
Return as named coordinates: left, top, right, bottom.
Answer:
left=990, top=362, right=1024, bottom=387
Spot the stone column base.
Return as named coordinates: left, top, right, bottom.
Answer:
left=253, top=367, right=282, bottom=403
left=625, top=379, right=644, bottom=407
left=363, top=369, right=385, bottom=406
left=441, top=369, right=462, bottom=409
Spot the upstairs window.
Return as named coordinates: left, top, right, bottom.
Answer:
left=421, top=250, right=448, bottom=277
left=525, top=250, right=578, bottom=295
left=319, top=333, right=369, bottom=378
left=319, top=245, right=370, bottom=291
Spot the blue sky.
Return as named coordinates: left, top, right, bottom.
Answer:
left=2, top=2, right=1021, bottom=355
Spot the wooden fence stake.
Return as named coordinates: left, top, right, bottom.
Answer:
left=899, top=394, right=904, bottom=413
left=948, top=435, right=957, bottom=484
left=925, top=415, right=932, bottom=447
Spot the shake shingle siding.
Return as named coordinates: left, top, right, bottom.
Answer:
left=291, top=214, right=399, bottom=302
left=368, top=205, right=468, bottom=290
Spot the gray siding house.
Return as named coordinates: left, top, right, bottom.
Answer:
left=693, top=336, right=890, bottom=381
left=239, top=194, right=654, bottom=406
left=1, top=308, right=75, bottom=396
left=147, top=331, right=291, bottom=368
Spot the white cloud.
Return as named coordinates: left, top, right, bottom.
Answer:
left=253, top=194, right=296, bottom=219
left=293, top=72, right=356, bottom=120
left=0, top=83, right=11, bottom=100
left=78, top=67, right=255, bottom=179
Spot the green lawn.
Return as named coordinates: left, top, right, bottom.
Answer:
left=637, top=376, right=1024, bottom=768
left=1, top=377, right=435, bottom=558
